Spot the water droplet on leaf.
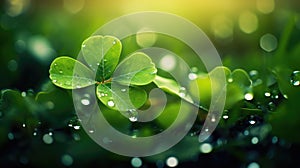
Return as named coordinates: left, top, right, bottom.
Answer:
left=264, top=92, right=271, bottom=97
left=290, top=71, right=300, bottom=86
left=107, top=100, right=115, bottom=107
left=268, top=102, right=276, bottom=111
left=223, top=115, right=229, bottom=119
left=128, top=109, right=138, bottom=122
left=188, top=73, right=197, bottom=80
left=249, top=120, right=256, bottom=125
left=81, top=98, right=90, bottom=106
left=179, top=87, right=186, bottom=97
left=244, top=93, right=254, bottom=101
left=21, top=92, right=26, bottom=97
left=73, top=125, right=80, bottom=130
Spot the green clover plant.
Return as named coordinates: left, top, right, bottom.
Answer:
left=49, top=35, right=255, bottom=114
left=49, top=35, right=157, bottom=111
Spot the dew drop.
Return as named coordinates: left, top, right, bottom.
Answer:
left=21, top=91, right=26, bottom=97
left=131, top=157, right=142, bottom=168
left=54, top=63, right=57, bottom=66
left=251, top=137, right=259, bottom=144
left=59, top=70, right=63, bottom=74
left=107, top=100, right=115, bottom=107
left=33, top=132, right=37, bottom=136
left=73, top=125, right=80, bottom=130
left=166, top=157, right=178, bottom=167
left=61, top=154, right=73, bottom=166
left=244, top=93, right=254, bottom=101
left=211, top=115, right=216, bottom=122
left=179, top=87, right=186, bottom=97
left=248, top=162, right=260, bottom=168
left=199, top=143, right=213, bottom=153
left=80, top=98, right=90, bottom=106
left=8, top=132, right=14, bottom=140
left=188, top=73, right=198, bottom=80
left=96, top=63, right=100, bottom=66
left=129, top=116, right=138, bottom=122
left=264, top=92, right=271, bottom=97
left=76, top=85, right=82, bottom=89
left=268, top=102, right=276, bottom=111
left=223, top=115, right=229, bottom=119
left=249, top=120, right=256, bottom=125
left=290, top=71, right=300, bottom=86
left=227, top=78, right=233, bottom=83
left=88, top=130, right=94, bottom=134
left=22, top=123, right=26, bottom=128
left=53, top=79, right=57, bottom=83
left=128, top=109, right=138, bottom=122
left=272, top=136, right=278, bottom=144
left=112, top=40, right=116, bottom=45
left=121, top=88, right=126, bottom=92
left=43, top=134, right=53, bottom=144
left=99, top=92, right=106, bottom=97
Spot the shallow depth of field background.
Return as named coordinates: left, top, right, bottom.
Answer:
left=1, top=0, right=300, bottom=167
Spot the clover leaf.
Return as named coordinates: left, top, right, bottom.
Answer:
left=49, top=35, right=157, bottom=111
left=189, top=66, right=253, bottom=109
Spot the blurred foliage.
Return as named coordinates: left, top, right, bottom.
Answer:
left=1, top=0, right=300, bottom=168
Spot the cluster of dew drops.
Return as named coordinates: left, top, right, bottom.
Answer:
left=3, top=68, right=299, bottom=167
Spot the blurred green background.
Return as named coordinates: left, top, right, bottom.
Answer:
left=1, top=0, right=300, bottom=167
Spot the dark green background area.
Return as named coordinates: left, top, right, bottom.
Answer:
left=1, top=0, right=300, bottom=167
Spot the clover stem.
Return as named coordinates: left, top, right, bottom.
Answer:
left=96, top=78, right=112, bottom=85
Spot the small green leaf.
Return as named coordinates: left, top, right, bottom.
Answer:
left=153, top=75, right=179, bottom=95
left=82, top=35, right=122, bottom=80
left=96, top=84, right=147, bottom=111
left=189, top=66, right=253, bottom=109
left=49, top=56, right=96, bottom=89
left=113, top=52, right=157, bottom=85
left=153, top=75, right=194, bottom=105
